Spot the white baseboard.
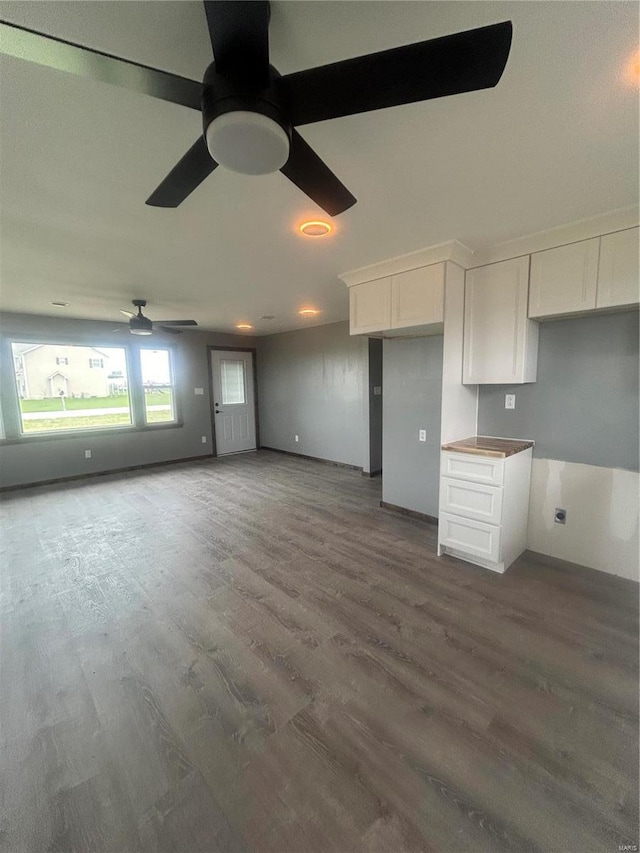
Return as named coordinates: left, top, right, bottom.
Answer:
left=527, top=458, right=639, bottom=581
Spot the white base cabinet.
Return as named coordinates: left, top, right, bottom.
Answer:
left=438, top=447, right=533, bottom=573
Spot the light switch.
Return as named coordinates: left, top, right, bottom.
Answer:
left=84, top=450, right=92, bottom=459
left=505, top=394, right=516, bottom=410
left=419, top=430, right=427, bottom=442
left=194, top=387, right=204, bottom=395
left=373, top=386, right=382, bottom=396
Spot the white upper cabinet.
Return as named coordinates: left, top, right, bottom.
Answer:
left=349, top=263, right=445, bottom=336
left=528, top=238, right=600, bottom=319
left=463, top=256, right=539, bottom=385
left=596, top=227, right=640, bottom=309
left=390, top=264, right=444, bottom=330
left=349, top=277, right=391, bottom=335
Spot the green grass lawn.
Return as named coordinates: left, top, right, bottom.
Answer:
left=20, top=391, right=171, bottom=413
left=22, top=409, right=174, bottom=432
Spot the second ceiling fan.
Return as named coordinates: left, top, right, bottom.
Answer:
left=1, top=2, right=512, bottom=216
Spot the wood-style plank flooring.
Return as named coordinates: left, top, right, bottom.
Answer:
left=1, top=450, right=638, bottom=852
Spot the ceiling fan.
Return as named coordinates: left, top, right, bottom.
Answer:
left=117, top=300, right=198, bottom=336
left=1, top=2, right=512, bottom=216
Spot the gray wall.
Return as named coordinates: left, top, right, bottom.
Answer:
left=368, top=338, right=383, bottom=474
left=383, top=335, right=443, bottom=517
left=0, top=312, right=257, bottom=488
left=478, top=311, right=639, bottom=471
left=257, top=321, right=368, bottom=468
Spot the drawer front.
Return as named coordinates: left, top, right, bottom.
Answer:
left=441, top=452, right=504, bottom=486
left=440, top=477, right=504, bottom=525
left=439, top=512, right=501, bottom=563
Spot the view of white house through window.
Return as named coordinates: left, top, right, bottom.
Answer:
left=140, top=349, right=175, bottom=424
left=221, top=359, right=246, bottom=405
left=11, top=342, right=131, bottom=433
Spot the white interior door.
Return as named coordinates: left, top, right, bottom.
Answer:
left=211, top=350, right=257, bottom=455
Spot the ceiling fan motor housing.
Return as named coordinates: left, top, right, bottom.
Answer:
left=129, top=313, right=153, bottom=335
left=202, top=63, right=292, bottom=175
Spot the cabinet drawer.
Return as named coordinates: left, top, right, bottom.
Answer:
left=441, top=452, right=504, bottom=486
left=440, top=477, right=503, bottom=525
left=439, top=512, right=501, bottom=563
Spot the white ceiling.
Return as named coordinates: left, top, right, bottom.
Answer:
left=0, top=1, right=638, bottom=335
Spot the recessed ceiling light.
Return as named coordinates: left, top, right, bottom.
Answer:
left=51, top=301, right=69, bottom=307
left=236, top=323, right=254, bottom=330
left=625, top=48, right=640, bottom=87
left=299, top=220, right=332, bottom=238
left=299, top=308, right=320, bottom=316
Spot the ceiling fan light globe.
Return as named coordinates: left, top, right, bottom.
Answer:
left=130, top=328, right=153, bottom=336
left=206, top=111, right=290, bottom=175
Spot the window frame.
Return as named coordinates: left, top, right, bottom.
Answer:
left=0, top=335, right=182, bottom=444
left=139, top=346, right=179, bottom=427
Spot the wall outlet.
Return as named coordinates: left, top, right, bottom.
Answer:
left=294, top=435, right=299, bottom=442
left=194, top=387, right=204, bottom=395
left=84, top=450, right=92, bottom=459
left=554, top=508, right=567, bottom=524
left=373, top=386, right=382, bottom=396
left=201, top=436, right=207, bottom=444
left=419, top=429, right=427, bottom=442
left=505, top=394, right=516, bottom=410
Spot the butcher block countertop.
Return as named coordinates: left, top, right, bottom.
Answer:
left=441, top=436, right=534, bottom=458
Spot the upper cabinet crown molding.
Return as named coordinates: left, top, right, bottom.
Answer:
left=340, top=240, right=474, bottom=288
left=471, top=206, right=639, bottom=268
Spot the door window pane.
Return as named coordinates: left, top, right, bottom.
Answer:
left=140, top=349, right=175, bottom=424
left=11, top=342, right=131, bottom=433
left=221, top=360, right=246, bottom=405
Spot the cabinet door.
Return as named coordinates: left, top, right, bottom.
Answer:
left=463, top=256, right=538, bottom=384
left=390, top=263, right=444, bottom=329
left=596, top=227, right=639, bottom=309
left=349, top=278, right=391, bottom=335
left=529, top=238, right=599, bottom=318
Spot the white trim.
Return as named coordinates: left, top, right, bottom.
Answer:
left=471, top=206, right=639, bottom=268
left=339, top=239, right=475, bottom=287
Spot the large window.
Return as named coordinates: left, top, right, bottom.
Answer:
left=140, top=348, right=175, bottom=424
left=11, top=343, right=131, bottom=434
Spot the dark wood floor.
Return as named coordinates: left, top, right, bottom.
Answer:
left=1, top=450, right=638, bottom=853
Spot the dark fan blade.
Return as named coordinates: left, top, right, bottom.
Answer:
left=120, top=309, right=136, bottom=318
left=203, top=1, right=270, bottom=84
left=280, top=130, right=356, bottom=217
left=157, top=320, right=198, bottom=326
left=146, top=137, right=217, bottom=208
left=279, top=21, right=513, bottom=127
left=0, top=20, right=202, bottom=110
left=159, top=326, right=183, bottom=335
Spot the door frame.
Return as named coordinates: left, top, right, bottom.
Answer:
left=206, top=346, right=260, bottom=457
